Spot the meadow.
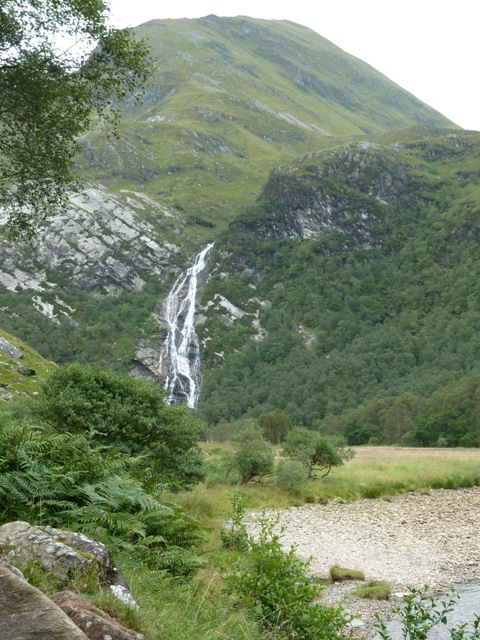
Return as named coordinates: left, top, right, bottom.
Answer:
left=10, top=436, right=480, bottom=640
left=171, top=445, right=480, bottom=521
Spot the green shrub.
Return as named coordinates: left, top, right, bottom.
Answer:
left=220, top=493, right=249, bottom=551
left=227, top=425, right=274, bottom=484
left=36, top=363, right=206, bottom=490
left=224, top=499, right=353, bottom=639
left=353, top=580, right=391, bottom=599
left=276, top=460, right=310, bottom=492
left=375, top=586, right=480, bottom=640
left=329, top=564, right=365, bottom=582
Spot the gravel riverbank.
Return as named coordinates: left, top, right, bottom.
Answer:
left=246, top=487, right=480, bottom=633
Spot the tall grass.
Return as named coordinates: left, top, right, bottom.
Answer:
left=192, top=446, right=480, bottom=519
left=320, top=447, right=480, bottom=501
left=116, top=561, right=262, bottom=640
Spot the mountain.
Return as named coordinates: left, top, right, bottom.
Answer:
left=197, top=127, right=480, bottom=445
left=77, top=16, right=454, bottom=236
left=2, top=17, right=479, bottom=445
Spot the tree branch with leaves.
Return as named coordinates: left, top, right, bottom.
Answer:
left=0, top=0, right=150, bottom=238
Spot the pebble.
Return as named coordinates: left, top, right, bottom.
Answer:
left=246, top=487, right=480, bottom=635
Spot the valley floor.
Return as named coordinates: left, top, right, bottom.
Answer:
left=246, top=487, right=480, bottom=633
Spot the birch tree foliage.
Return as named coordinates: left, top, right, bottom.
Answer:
left=0, top=0, right=149, bottom=238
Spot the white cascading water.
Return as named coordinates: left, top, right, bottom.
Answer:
left=158, top=243, right=214, bottom=407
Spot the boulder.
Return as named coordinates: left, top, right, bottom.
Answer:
left=17, top=365, right=36, bottom=376
left=0, top=565, right=89, bottom=640
left=0, top=336, right=23, bottom=359
left=0, top=521, right=117, bottom=586
left=0, top=558, right=26, bottom=581
left=51, top=590, right=145, bottom=640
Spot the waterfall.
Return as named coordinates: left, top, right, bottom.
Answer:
left=157, top=243, right=214, bottom=408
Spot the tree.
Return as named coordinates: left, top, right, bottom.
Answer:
left=281, top=427, right=348, bottom=478
left=227, top=425, right=274, bottom=484
left=35, top=364, right=206, bottom=489
left=258, top=409, right=293, bottom=444
left=0, top=0, right=149, bottom=238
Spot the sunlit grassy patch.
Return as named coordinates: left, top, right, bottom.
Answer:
left=195, top=445, right=480, bottom=516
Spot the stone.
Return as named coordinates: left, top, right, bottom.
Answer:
left=0, top=565, right=89, bottom=640
left=51, top=590, right=145, bottom=640
left=0, top=521, right=116, bottom=586
left=0, top=558, right=26, bottom=581
left=347, top=618, right=365, bottom=628
left=17, top=365, right=36, bottom=376
left=0, top=336, right=23, bottom=359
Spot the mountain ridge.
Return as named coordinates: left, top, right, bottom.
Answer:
left=78, top=15, right=455, bottom=234
left=2, top=16, right=478, bottom=446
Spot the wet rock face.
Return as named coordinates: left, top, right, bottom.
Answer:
left=137, top=244, right=214, bottom=407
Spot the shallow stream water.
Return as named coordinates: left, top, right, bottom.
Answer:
left=379, top=583, right=480, bottom=639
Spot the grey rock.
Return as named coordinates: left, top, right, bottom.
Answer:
left=0, top=336, right=23, bottom=359
left=0, top=521, right=116, bottom=586
left=0, top=186, right=182, bottom=295
left=17, top=365, right=36, bottom=376
left=0, top=558, right=26, bottom=581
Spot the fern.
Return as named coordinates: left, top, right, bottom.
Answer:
left=0, top=418, right=206, bottom=576
left=67, top=505, right=147, bottom=537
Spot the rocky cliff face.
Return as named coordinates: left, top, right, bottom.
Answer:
left=0, top=186, right=182, bottom=295
left=233, top=142, right=413, bottom=245
left=0, top=184, right=192, bottom=373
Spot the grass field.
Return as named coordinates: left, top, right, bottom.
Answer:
left=319, top=446, right=480, bottom=500
left=172, top=445, right=480, bottom=525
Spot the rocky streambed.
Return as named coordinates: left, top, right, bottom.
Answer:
left=246, top=487, right=480, bottom=634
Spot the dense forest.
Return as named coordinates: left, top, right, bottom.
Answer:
left=198, top=131, right=480, bottom=447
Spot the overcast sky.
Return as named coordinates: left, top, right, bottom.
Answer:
left=107, top=0, right=480, bottom=131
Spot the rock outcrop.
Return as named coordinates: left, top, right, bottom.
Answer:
left=0, top=521, right=121, bottom=588
left=0, top=336, right=23, bottom=359
left=0, top=523, right=142, bottom=639
left=234, top=142, right=412, bottom=245
left=0, top=186, right=181, bottom=295
left=0, top=564, right=89, bottom=640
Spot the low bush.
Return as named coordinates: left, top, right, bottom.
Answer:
left=276, top=460, right=310, bottom=493
left=329, top=564, right=365, bottom=582
left=353, top=580, right=391, bottom=599
left=223, top=497, right=353, bottom=639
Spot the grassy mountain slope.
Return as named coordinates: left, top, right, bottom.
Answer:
left=0, top=329, right=53, bottom=399
left=78, top=16, right=455, bottom=238
left=198, top=127, right=480, bottom=446
left=1, top=16, right=457, bottom=373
